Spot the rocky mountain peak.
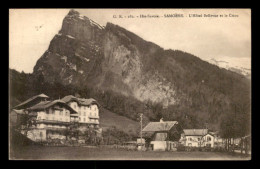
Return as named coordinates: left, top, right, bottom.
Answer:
left=68, top=9, right=80, bottom=16
left=33, top=10, right=250, bottom=110
left=59, top=10, right=104, bottom=43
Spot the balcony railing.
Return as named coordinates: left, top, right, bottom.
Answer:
left=88, top=115, right=99, bottom=119
left=45, top=127, right=67, bottom=131
left=78, top=121, right=99, bottom=124
left=36, top=119, right=70, bottom=125
left=88, top=121, right=99, bottom=124
left=70, top=120, right=79, bottom=123
left=27, top=126, right=68, bottom=131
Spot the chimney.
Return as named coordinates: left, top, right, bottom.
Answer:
left=160, top=118, right=163, bottom=123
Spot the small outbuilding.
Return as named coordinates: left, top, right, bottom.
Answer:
left=10, top=109, right=28, bottom=129
left=142, top=119, right=183, bottom=151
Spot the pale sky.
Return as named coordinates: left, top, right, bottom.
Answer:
left=9, top=9, right=251, bottom=73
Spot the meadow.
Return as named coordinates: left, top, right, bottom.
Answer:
left=10, top=145, right=250, bottom=160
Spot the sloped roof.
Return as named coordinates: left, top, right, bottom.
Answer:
left=203, top=133, right=215, bottom=137
left=61, top=95, right=78, bottom=103
left=11, top=109, right=26, bottom=115
left=78, top=98, right=99, bottom=106
left=142, top=121, right=178, bottom=132
left=183, top=129, right=208, bottom=136
left=28, top=100, right=77, bottom=114
left=61, top=95, right=99, bottom=106
left=209, top=131, right=219, bottom=136
left=13, top=93, right=49, bottom=109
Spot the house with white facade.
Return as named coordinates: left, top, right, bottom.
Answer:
left=26, top=100, right=78, bottom=142
left=201, top=133, right=215, bottom=148
left=11, top=94, right=102, bottom=143
left=180, top=129, right=220, bottom=148
left=209, top=131, right=224, bottom=147
left=61, top=95, right=100, bottom=129
left=181, top=129, right=208, bottom=147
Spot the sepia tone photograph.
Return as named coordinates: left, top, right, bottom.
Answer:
left=9, top=8, right=251, bottom=160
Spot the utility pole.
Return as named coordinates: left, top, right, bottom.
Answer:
left=140, top=113, right=143, bottom=145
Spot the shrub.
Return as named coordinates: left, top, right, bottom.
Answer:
left=177, top=144, right=185, bottom=151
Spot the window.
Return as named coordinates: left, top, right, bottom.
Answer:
left=207, top=137, right=211, bottom=141
left=79, top=111, right=81, bottom=116
left=84, top=112, right=86, bottom=116
left=79, top=117, right=81, bottom=121
left=40, top=132, right=43, bottom=138
left=198, top=138, right=200, bottom=141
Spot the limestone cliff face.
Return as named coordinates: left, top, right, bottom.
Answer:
left=101, top=23, right=178, bottom=105
left=33, top=9, right=180, bottom=107
left=34, top=10, right=104, bottom=86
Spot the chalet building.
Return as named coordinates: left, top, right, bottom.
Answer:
left=11, top=94, right=103, bottom=143
left=180, top=129, right=218, bottom=148
left=209, top=131, right=224, bottom=147
left=10, top=93, right=49, bottom=130
left=13, top=93, right=49, bottom=110
left=25, top=100, right=78, bottom=142
left=142, top=119, right=183, bottom=151
left=23, top=100, right=77, bottom=141
left=61, top=95, right=100, bottom=129
left=201, top=133, right=215, bottom=148
left=180, top=129, right=208, bottom=147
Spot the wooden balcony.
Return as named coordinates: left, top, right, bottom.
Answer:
left=27, top=126, right=68, bottom=131
left=36, top=119, right=70, bottom=125
left=45, top=127, right=67, bottom=131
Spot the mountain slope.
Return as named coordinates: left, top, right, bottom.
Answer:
left=208, top=58, right=251, bottom=79
left=30, top=9, right=250, bottom=130
left=99, top=108, right=139, bottom=134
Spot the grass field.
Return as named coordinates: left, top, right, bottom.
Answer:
left=10, top=145, right=250, bottom=160
left=99, top=108, right=139, bottom=134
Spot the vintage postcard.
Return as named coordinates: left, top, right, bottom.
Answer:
left=9, top=8, right=251, bottom=160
